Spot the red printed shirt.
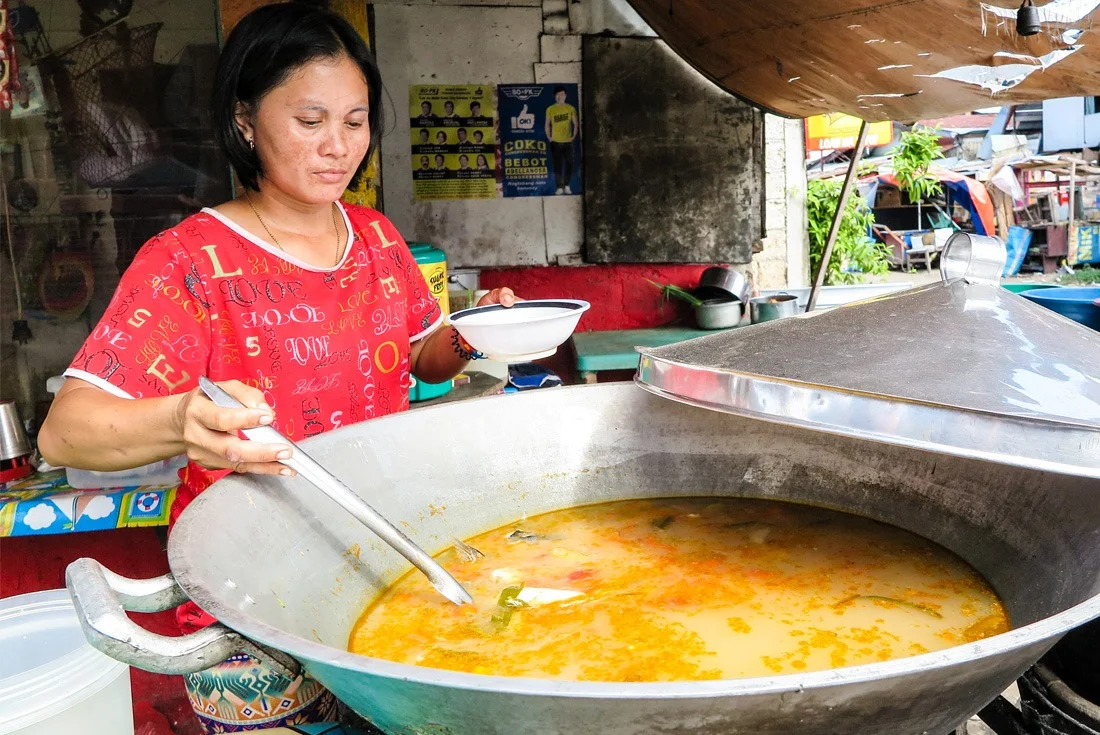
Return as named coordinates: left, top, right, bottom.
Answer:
left=65, top=203, right=443, bottom=523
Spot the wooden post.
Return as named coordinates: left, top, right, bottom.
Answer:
left=807, top=120, right=870, bottom=313
left=1068, top=159, right=1078, bottom=265
left=992, top=189, right=1009, bottom=241
left=1068, top=159, right=1078, bottom=230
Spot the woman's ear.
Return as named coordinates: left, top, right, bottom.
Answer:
left=234, top=101, right=255, bottom=147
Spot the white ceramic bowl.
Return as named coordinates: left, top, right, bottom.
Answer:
left=445, top=299, right=591, bottom=362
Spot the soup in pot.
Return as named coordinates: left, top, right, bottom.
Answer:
left=349, top=498, right=1009, bottom=681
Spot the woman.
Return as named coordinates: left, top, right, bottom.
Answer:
left=38, top=4, right=516, bottom=731
left=476, top=154, right=491, bottom=171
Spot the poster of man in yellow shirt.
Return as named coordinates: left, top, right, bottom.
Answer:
left=499, top=83, right=582, bottom=198
left=544, top=87, right=579, bottom=195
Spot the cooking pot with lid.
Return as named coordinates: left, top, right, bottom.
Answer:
left=66, top=265, right=1100, bottom=734
left=66, top=388, right=1100, bottom=733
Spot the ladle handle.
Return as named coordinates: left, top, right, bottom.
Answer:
left=198, top=377, right=473, bottom=606
left=65, top=558, right=300, bottom=677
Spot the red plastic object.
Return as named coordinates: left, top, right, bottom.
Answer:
left=0, top=454, right=33, bottom=483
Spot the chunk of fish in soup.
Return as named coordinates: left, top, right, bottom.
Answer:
left=349, top=498, right=1009, bottom=682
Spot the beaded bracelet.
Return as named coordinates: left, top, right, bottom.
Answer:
left=451, top=329, right=485, bottom=361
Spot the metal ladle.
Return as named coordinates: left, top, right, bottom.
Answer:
left=198, top=377, right=474, bottom=606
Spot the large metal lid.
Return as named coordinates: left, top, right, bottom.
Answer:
left=636, top=279, right=1100, bottom=478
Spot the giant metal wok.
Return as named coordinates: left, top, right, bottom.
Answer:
left=66, top=259, right=1100, bottom=734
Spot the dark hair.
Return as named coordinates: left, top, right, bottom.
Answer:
left=457, top=128, right=467, bottom=136
left=554, top=86, right=567, bottom=95
left=471, top=101, right=481, bottom=109
left=444, top=100, right=454, bottom=108
left=212, top=3, right=384, bottom=191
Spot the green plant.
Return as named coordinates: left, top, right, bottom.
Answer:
left=806, top=178, right=890, bottom=286
left=893, top=126, right=944, bottom=204
left=647, top=280, right=704, bottom=307
left=1059, top=267, right=1100, bottom=285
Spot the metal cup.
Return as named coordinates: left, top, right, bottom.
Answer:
left=940, top=233, right=1007, bottom=285
left=0, top=400, right=32, bottom=461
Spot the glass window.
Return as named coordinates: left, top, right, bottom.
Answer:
left=2, top=0, right=227, bottom=423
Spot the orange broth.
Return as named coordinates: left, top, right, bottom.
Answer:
left=348, top=498, right=1009, bottom=681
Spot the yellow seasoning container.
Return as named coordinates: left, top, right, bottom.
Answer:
left=409, top=243, right=449, bottom=315
left=408, top=243, right=452, bottom=401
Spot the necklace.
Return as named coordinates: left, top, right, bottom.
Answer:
left=244, top=190, right=343, bottom=267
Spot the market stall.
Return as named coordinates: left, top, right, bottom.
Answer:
left=1000, top=156, right=1100, bottom=273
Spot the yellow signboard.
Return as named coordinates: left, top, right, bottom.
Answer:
left=805, top=114, right=893, bottom=152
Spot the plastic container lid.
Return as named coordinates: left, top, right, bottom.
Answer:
left=408, top=242, right=446, bottom=263
left=0, top=589, right=129, bottom=734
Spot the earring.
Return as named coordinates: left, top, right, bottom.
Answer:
left=248, top=138, right=255, bottom=150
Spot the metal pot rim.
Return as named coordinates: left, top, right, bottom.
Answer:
left=749, top=294, right=798, bottom=304
left=170, top=508, right=1100, bottom=699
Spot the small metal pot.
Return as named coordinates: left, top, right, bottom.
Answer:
left=750, top=293, right=799, bottom=324
left=694, top=297, right=743, bottom=330
left=695, top=267, right=749, bottom=303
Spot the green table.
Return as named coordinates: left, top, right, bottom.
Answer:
left=572, top=326, right=733, bottom=383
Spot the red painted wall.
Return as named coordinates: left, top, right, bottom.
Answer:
left=479, top=264, right=717, bottom=331
left=478, top=264, right=723, bottom=384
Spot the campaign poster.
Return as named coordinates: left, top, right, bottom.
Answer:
left=410, top=85, right=497, bottom=201
left=497, top=84, right=582, bottom=198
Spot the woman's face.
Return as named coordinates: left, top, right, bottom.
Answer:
left=238, top=55, right=371, bottom=204
left=436, top=132, right=447, bottom=144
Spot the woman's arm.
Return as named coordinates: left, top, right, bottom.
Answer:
left=38, top=379, right=292, bottom=475
left=410, top=287, right=516, bottom=383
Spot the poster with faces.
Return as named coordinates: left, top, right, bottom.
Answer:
left=410, top=85, right=498, bottom=201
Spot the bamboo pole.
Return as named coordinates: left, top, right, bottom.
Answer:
left=807, top=120, right=870, bottom=313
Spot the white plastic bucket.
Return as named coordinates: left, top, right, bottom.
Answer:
left=0, top=589, right=133, bottom=735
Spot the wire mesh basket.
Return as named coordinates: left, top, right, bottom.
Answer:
left=39, top=22, right=162, bottom=188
